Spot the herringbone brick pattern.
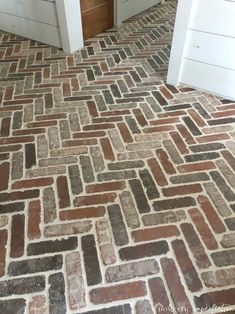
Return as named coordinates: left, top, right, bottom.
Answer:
left=0, top=1, right=235, bottom=313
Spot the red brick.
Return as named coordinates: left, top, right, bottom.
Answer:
left=57, top=176, right=71, bottom=209
left=13, top=128, right=46, bottom=136
left=10, top=214, right=25, bottom=258
left=144, top=125, right=175, bottom=133
left=177, top=161, right=216, bottom=173
left=73, top=131, right=106, bottom=138
left=133, top=108, right=148, bottom=127
left=156, top=149, right=176, bottom=175
left=28, top=200, right=41, bottom=240
left=0, top=162, right=10, bottom=191
left=159, top=85, right=174, bottom=99
left=163, top=184, right=202, bottom=197
left=83, top=123, right=115, bottom=131
left=4, top=85, right=14, bottom=100
left=189, top=208, right=218, bottom=250
left=0, top=190, right=40, bottom=202
left=172, top=239, right=203, bottom=292
left=147, top=158, right=168, bottom=187
left=132, top=225, right=180, bottom=242
left=87, top=100, right=99, bottom=117
left=12, top=177, right=54, bottom=190
left=0, top=230, right=7, bottom=277
left=62, top=139, right=97, bottom=147
left=0, top=136, right=34, bottom=145
left=86, top=181, right=126, bottom=193
left=74, top=193, right=117, bottom=207
left=150, top=117, right=179, bottom=126
left=27, top=121, right=57, bottom=128
left=149, top=277, right=172, bottom=314
left=177, top=124, right=196, bottom=144
left=197, top=133, right=230, bottom=143
left=90, top=281, right=147, bottom=304
left=188, top=109, right=206, bottom=128
left=100, top=138, right=115, bottom=161
left=197, top=195, right=226, bottom=234
left=161, top=258, right=193, bottom=313
left=221, top=150, right=235, bottom=171
left=117, top=122, right=133, bottom=143
left=0, top=117, right=11, bottom=137
left=36, top=113, right=66, bottom=121
left=60, top=206, right=105, bottom=221
left=170, top=131, right=189, bottom=154
left=194, top=288, right=235, bottom=309
left=181, top=223, right=211, bottom=269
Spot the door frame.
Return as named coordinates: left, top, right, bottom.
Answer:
left=56, top=0, right=164, bottom=53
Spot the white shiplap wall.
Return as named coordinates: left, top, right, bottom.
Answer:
left=0, top=0, right=62, bottom=47
left=167, top=0, right=235, bottom=100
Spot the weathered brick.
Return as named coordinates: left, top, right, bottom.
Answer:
left=29, top=295, right=47, bottom=314
left=143, top=210, right=186, bottom=226
left=49, top=273, right=66, bottom=314
left=0, top=229, right=7, bottom=277
left=68, top=164, right=83, bottom=195
left=225, top=217, right=235, bottom=230
left=27, top=237, right=78, bottom=255
left=86, top=181, right=125, bottom=193
left=194, top=288, right=235, bottom=310
left=74, top=193, right=117, bottom=207
left=98, top=170, right=137, bottom=182
left=161, top=258, right=193, bottom=313
left=119, top=191, right=140, bottom=229
left=189, top=208, right=218, bottom=250
left=204, top=182, right=232, bottom=217
left=43, top=187, right=56, bottom=223
left=132, top=225, right=180, bottom=242
left=11, top=151, right=23, bottom=180
left=129, top=179, right=150, bottom=213
left=153, top=197, right=196, bottom=211
left=197, top=195, right=226, bottom=234
left=81, top=304, right=132, bottom=314
left=0, top=216, right=8, bottom=228
left=181, top=223, right=211, bottom=269
left=135, top=300, right=154, bottom=314
left=0, top=299, right=26, bottom=314
left=90, top=281, right=147, bottom=304
left=8, top=255, right=63, bottom=276
left=172, top=239, right=202, bottom=292
left=81, top=235, right=102, bottom=286
left=221, top=233, right=235, bottom=248
left=0, top=276, right=45, bottom=297
left=96, top=220, right=116, bottom=265
left=119, top=241, right=169, bottom=261
left=149, top=277, right=172, bottom=314
left=106, top=259, right=159, bottom=283
left=65, top=252, right=86, bottom=310
left=211, top=249, right=235, bottom=267
left=202, top=267, right=235, bottom=287
left=108, top=204, right=129, bottom=246
left=44, top=220, right=92, bottom=237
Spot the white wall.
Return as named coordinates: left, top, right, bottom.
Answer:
left=0, top=0, right=165, bottom=53
left=0, top=0, right=62, bottom=48
left=167, top=0, right=235, bottom=101
left=115, top=0, right=163, bottom=25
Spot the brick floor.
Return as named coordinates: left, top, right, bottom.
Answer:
left=0, top=1, right=235, bottom=313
